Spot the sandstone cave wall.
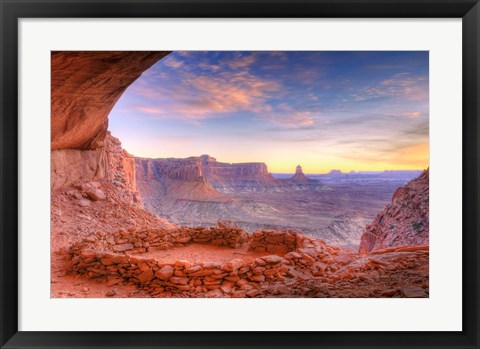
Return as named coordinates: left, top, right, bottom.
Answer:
left=51, top=51, right=169, bottom=192
left=51, top=148, right=108, bottom=190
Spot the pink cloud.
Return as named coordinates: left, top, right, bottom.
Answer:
left=227, top=54, right=255, bottom=69
left=162, top=56, right=184, bottom=69
left=132, top=106, right=165, bottom=114
left=402, top=111, right=423, bottom=118
left=132, top=70, right=281, bottom=121
left=263, top=104, right=318, bottom=128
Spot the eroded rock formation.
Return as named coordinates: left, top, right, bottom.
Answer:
left=51, top=132, right=142, bottom=206
left=289, top=165, right=311, bottom=183
left=51, top=51, right=169, bottom=150
left=137, top=154, right=280, bottom=193
left=358, top=169, right=429, bottom=254
left=51, top=51, right=169, bottom=192
left=199, top=155, right=278, bottom=193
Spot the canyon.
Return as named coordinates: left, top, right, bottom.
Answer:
left=135, top=155, right=419, bottom=248
left=50, top=51, right=429, bottom=298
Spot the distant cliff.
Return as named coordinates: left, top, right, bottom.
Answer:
left=358, top=169, right=429, bottom=253
left=134, top=156, right=330, bottom=228
left=136, top=156, right=205, bottom=183
left=136, top=155, right=281, bottom=194
left=199, top=155, right=280, bottom=193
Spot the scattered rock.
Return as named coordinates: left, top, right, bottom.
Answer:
left=77, top=199, right=91, bottom=207
left=155, top=265, right=174, bottom=280
left=112, top=243, right=134, bottom=252
left=105, top=289, right=116, bottom=297
left=86, top=189, right=106, bottom=201
left=262, top=255, right=285, bottom=264
left=137, top=269, right=154, bottom=283
left=401, top=286, right=428, bottom=298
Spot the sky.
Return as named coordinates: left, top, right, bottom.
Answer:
left=109, top=51, right=429, bottom=174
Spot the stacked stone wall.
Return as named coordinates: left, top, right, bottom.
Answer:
left=76, top=226, right=250, bottom=255
left=69, top=226, right=343, bottom=297
left=249, top=229, right=303, bottom=254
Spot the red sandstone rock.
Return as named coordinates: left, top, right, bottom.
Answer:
left=155, top=265, right=174, bottom=280
left=222, top=259, right=244, bottom=272
left=170, top=277, right=189, bottom=285
left=359, top=169, right=429, bottom=254
left=64, top=223, right=429, bottom=298
left=137, top=269, right=154, bottom=283
left=51, top=51, right=169, bottom=150
left=87, top=189, right=106, bottom=201
left=184, top=265, right=202, bottom=274
left=113, top=243, right=134, bottom=252
left=401, top=286, right=428, bottom=298
left=262, top=255, right=285, bottom=264
left=105, top=289, right=117, bottom=297
left=77, top=199, right=91, bottom=207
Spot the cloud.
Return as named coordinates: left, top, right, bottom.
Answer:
left=198, top=63, right=221, bottom=71
left=110, top=51, right=430, bottom=171
left=402, top=111, right=424, bottom=118
left=266, top=112, right=316, bottom=128
left=262, top=103, right=318, bottom=128
left=354, top=72, right=428, bottom=102
left=132, top=106, right=165, bottom=114
left=227, top=54, right=256, bottom=69
left=162, top=56, right=184, bottom=69
left=129, top=57, right=284, bottom=121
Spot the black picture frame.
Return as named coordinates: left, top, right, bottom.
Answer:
left=1, top=0, right=479, bottom=348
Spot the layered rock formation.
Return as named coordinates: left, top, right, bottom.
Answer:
left=199, top=155, right=280, bottom=193
left=358, top=169, right=429, bottom=254
left=105, top=133, right=143, bottom=206
left=135, top=156, right=230, bottom=202
left=135, top=155, right=282, bottom=204
left=136, top=156, right=326, bottom=196
left=51, top=51, right=169, bottom=150
left=51, top=147, right=109, bottom=190
left=52, top=132, right=142, bottom=206
left=51, top=51, right=169, bottom=191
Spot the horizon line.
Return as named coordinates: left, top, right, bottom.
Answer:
left=132, top=152, right=427, bottom=175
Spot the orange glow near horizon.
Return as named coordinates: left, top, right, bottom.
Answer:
left=110, top=51, right=429, bottom=174
left=126, top=139, right=429, bottom=174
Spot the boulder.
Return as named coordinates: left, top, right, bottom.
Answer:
left=86, top=189, right=106, bottom=201
left=155, top=265, right=174, bottom=280
left=137, top=269, right=154, bottom=283
left=112, top=243, right=134, bottom=252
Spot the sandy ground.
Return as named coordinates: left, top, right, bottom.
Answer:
left=135, top=244, right=270, bottom=264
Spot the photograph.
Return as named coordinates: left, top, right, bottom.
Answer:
left=50, top=50, right=429, bottom=298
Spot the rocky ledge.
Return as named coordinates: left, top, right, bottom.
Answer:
left=359, top=169, right=429, bottom=253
